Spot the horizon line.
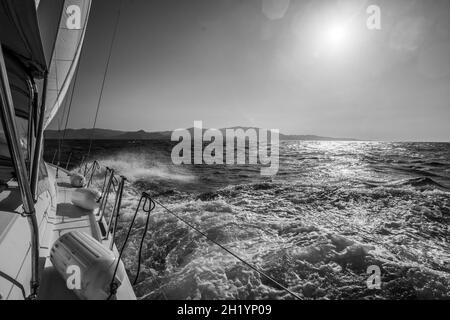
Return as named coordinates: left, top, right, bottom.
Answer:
left=44, top=127, right=450, bottom=143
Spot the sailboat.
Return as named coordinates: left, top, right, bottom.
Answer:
left=0, top=0, right=136, bottom=300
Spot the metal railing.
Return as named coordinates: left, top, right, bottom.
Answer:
left=65, top=152, right=72, bottom=170
left=98, top=167, right=115, bottom=221
left=107, top=176, right=126, bottom=250
left=30, top=70, right=48, bottom=201
left=77, top=161, right=157, bottom=296
left=0, top=44, right=39, bottom=299
left=78, top=155, right=86, bottom=174
left=51, top=149, right=58, bottom=165
left=84, top=160, right=100, bottom=188
left=0, top=270, right=26, bottom=300
left=68, top=159, right=303, bottom=300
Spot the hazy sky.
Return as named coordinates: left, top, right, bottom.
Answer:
left=48, top=0, right=450, bottom=141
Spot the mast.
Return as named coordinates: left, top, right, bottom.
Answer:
left=30, top=73, right=48, bottom=199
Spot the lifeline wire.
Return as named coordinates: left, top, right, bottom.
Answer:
left=152, top=198, right=302, bottom=300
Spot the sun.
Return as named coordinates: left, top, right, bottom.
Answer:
left=322, top=21, right=351, bottom=51
left=289, top=9, right=360, bottom=64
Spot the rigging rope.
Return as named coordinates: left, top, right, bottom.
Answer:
left=54, top=47, right=63, bottom=172
left=61, top=60, right=81, bottom=145
left=133, top=194, right=154, bottom=286
left=55, top=47, right=74, bottom=176
left=132, top=193, right=169, bottom=300
left=86, top=0, right=123, bottom=161
left=107, top=192, right=157, bottom=300
left=151, top=198, right=303, bottom=300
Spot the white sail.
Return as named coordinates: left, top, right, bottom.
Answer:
left=43, top=0, right=92, bottom=128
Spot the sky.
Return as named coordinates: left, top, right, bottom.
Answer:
left=48, top=0, right=450, bottom=141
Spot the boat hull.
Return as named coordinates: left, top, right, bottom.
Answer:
left=0, top=163, right=136, bottom=300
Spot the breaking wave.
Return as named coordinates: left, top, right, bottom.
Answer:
left=96, top=152, right=196, bottom=183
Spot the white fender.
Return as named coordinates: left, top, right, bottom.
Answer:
left=50, top=231, right=126, bottom=300
left=71, top=188, right=101, bottom=211
left=70, top=173, right=86, bottom=187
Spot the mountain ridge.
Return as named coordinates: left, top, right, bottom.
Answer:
left=44, top=128, right=359, bottom=141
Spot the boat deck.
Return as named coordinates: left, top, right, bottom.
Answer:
left=38, top=166, right=136, bottom=300
left=52, top=176, right=102, bottom=241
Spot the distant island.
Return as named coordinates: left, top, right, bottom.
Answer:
left=44, top=128, right=359, bottom=141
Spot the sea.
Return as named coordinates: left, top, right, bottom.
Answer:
left=44, top=139, right=450, bottom=300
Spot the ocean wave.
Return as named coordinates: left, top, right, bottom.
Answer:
left=66, top=141, right=450, bottom=300
left=363, top=177, right=449, bottom=191
left=113, top=180, right=450, bottom=299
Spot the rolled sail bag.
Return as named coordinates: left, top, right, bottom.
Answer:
left=71, top=188, right=101, bottom=211
left=70, top=173, right=86, bottom=188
